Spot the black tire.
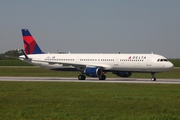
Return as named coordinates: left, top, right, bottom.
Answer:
left=151, top=78, right=156, bottom=81
left=99, top=75, right=106, bottom=80
left=78, top=75, right=86, bottom=80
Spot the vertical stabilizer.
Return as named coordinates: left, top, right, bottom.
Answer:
left=21, top=29, right=43, bottom=54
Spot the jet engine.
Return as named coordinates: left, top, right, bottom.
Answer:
left=84, top=67, right=102, bottom=77
left=113, top=71, right=132, bottom=77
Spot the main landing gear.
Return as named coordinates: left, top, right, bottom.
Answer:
left=98, top=74, right=106, bottom=80
left=151, top=72, right=156, bottom=81
left=78, top=74, right=106, bottom=80
left=78, top=75, right=86, bottom=80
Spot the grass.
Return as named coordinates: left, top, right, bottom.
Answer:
left=0, top=60, right=32, bottom=66
left=0, top=67, right=180, bottom=79
left=0, top=67, right=77, bottom=77
left=0, top=82, right=180, bottom=119
left=0, top=61, right=179, bottom=119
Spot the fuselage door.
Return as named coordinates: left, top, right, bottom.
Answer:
left=147, top=57, right=152, bottom=66
left=76, top=57, right=80, bottom=63
left=114, top=58, right=119, bottom=66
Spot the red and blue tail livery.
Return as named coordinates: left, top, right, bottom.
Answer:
left=22, top=29, right=44, bottom=54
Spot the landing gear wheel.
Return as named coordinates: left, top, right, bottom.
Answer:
left=151, top=72, right=156, bottom=81
left=151, top=77, right=156, bottom=81
left=98, top=75, right=106, bottom=80
left=78, top=75, right=86, bottom=80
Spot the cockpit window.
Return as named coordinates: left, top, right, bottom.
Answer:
left=157, top=59, right=168, bottom=62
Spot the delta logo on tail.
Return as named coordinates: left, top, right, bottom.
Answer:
left=22, top=29, right=44, bottom=54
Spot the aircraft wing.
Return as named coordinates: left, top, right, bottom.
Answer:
left=46, top=61, right=113, bottom=70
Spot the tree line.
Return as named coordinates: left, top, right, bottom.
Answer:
left=0, top=50, right=22, bottom=60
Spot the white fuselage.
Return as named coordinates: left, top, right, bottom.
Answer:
left=19, top=53, right=174, bottom=72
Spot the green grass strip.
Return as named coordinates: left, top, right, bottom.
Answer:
left=0, top=82, right=179, bottom=119
left=0, top=67, right=180, bottom=78
left=0, top=60, right=32, bottom=66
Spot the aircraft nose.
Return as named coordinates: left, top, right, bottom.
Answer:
left=167, top=62, right=174, bottom=70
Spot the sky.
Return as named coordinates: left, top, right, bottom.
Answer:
left=0, top=0, right=180, bottom=58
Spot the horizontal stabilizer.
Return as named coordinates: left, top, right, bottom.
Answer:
left=20, top=49, right=29, bottom=59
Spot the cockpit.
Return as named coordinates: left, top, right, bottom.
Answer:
left=157, top=59, right=168, bottom=62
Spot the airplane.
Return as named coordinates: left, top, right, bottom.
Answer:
left=19, top=29, right=174, bottom=81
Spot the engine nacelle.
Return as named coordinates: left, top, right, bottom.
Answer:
left=84, top=67, right=102, bottom=77
left=113, top=71, right=132, bottom=77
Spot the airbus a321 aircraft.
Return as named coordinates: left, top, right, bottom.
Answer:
left=19, top=29, right=174, bottom=81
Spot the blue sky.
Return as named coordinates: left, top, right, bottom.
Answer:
left=0, top=0, right=180, bottom=58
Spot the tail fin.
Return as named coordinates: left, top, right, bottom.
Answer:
left=21, top=29, right=44, bottom=54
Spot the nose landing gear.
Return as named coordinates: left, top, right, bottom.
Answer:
left=151, top=72, right=156, bottom=81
